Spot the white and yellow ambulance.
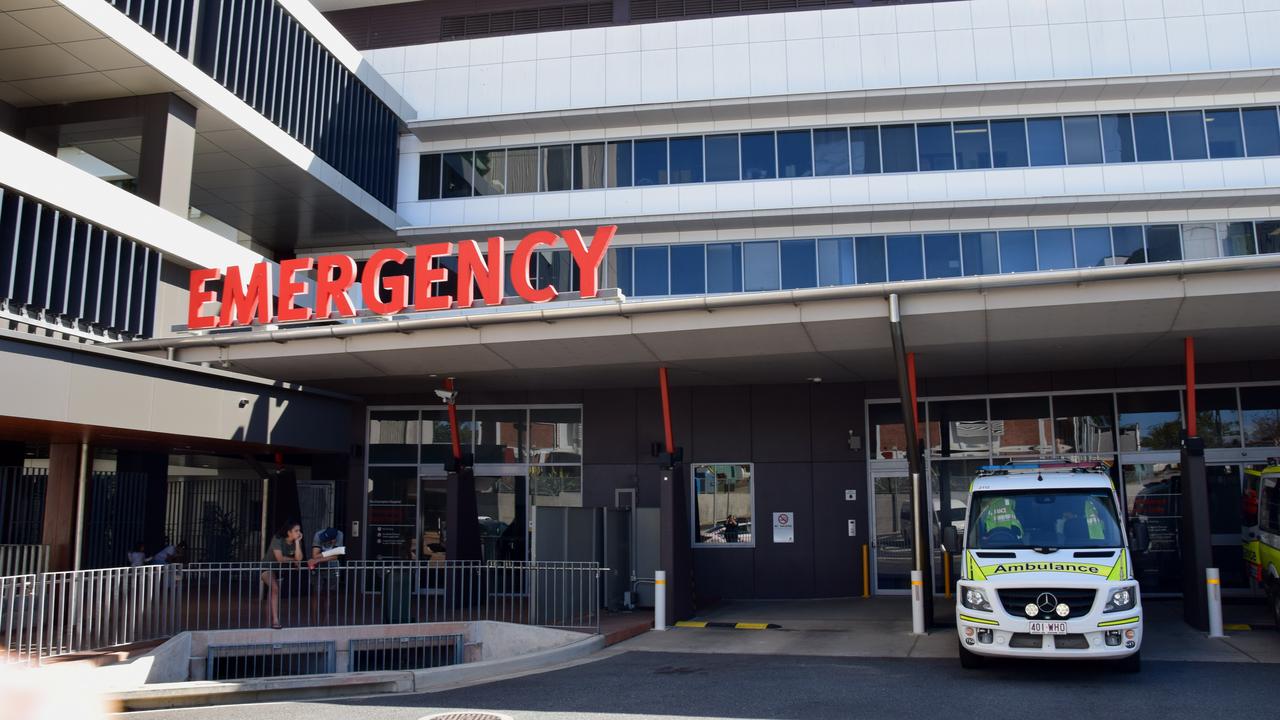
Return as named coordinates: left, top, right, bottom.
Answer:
left=1249, top=467, right=1280, bottom=628
left=952, top=462, right=1146, bottom=672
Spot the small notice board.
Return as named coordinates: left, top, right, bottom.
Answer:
left=772, top=512, right=794, bottom=543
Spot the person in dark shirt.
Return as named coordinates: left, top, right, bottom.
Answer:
left=724, top=514, right=739, bottom=543
left=261, top=522, right=303, bottom=629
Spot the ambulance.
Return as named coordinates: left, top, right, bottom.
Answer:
left=1246, top=466, right=1280, bottom=628
left=949, top=462, right=1148, bottom=672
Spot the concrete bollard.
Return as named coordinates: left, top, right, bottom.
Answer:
left=911, top=570, right=926, bottom=635
left=1207, top=567, right=1224, bottom=638
left=655, top=570, right=667, bottom=631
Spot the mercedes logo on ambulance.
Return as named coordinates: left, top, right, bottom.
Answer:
left=1024, top=592, right=1071, bottom=618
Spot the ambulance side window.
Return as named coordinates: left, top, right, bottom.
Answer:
left=1262, top=482, right=1280, bottom=534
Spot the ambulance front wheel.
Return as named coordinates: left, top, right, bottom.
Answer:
left=957, top=641, right=985, bottom=669
left=1116, top=650, right=1141, bottom=674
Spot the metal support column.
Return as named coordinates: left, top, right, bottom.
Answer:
left=889, top=294, right=933, bottom=625
left=657, top=367, right=692, bottom=621
left=1180, top=336, right=1212, bottom=630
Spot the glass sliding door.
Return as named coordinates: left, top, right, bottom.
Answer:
left=870, top=463, right=917, bottom=592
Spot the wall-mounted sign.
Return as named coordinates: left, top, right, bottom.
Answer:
left=772, top=512, right=794, bottom=544
left=187, top=225, right=618, bottom=330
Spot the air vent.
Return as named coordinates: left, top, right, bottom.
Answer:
left=206, top=641, right=335, bottom=681
left=349, top=634, right=465, bottom=672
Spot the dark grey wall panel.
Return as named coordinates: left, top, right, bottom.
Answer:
left=689, top=386, right=749, bottom=462
left=750, top=385, right=811, bottom=463
left=581, top=463, right=640, bottom=508
left=750, top=462, right=815, bottom=599
left=810, top=381, right=865, bottom=463
left=583, top=389, right=637, bottom=464
left=693, top=544, right=754, bottom=602
left=811, top=461, right=866, bottom=598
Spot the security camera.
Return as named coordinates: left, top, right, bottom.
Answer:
left=434, top=389, right=458, bottom=404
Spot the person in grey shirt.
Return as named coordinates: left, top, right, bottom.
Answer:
left=261, top=522, right=304, bottom=629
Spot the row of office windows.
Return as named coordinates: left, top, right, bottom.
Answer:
left=418, top=105, right=1280, bottom=199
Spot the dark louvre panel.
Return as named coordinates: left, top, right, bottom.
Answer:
left=656, top=0, right=684, bottom=17
left=631, top=0, right=658, bottom=19
left=442, top=2, right=618, bottom=40
left=588, top=3, right=613, bottom=22
left=441, top=16, right=467, bottom=38
left=539, top=7, right=564, bottom=26
left=514, top=9, right=541, bottom=30
left=563, top=4, right=589, bottom=25
left=685, top=0, right=714, bottom=15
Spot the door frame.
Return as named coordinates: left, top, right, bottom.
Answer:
left=868, top=460, right=921, bottom=595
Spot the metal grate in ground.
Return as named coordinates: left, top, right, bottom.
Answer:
left=206, top=641, right=335, bottom=681
left=349, top=634, right=465, bottom=672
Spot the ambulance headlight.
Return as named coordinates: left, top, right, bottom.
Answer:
left=961, top=586, right=991, bottom=612
left=1104, top=587, right=1136, bottom=613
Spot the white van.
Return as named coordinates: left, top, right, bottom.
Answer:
left=949, top=462, right=1147, bottom=672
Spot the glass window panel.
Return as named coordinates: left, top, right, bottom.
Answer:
left=1145, top=224, right=1182, bottom=262
left=1243, top=107, right=1280, bottom=157
left=990, top=396, right=1052, bottom=458
left=855, top=236, right=887, bottom=284
left=529, top=407, right=583, bottom=463
left=1205, top=109, right=1245, bottom=159
left=1242, top=386, right=1280, bottom=447
left=634, top=246, right=670, bottom=296
left=705, top=134, right=740, bottom=182
left=1101, top=114, right=1136, bottom=163
left=692, top=463, right=754, bottom=545
left=924, top=233, right=961, bottom=278
left=887, top=234, right=924, bottom=281
left=741, top=132, right=777, bottom=179
left=953, top=121, right=991, bottom=169
left=814, top=128, right=850, bottom=176
left=418, top=154, right=441, bottom=199
left=1073, top=227, right=1113, bottom=268
left=529, top=465, right=582, bottom=507
left=606, top=141, right=633, bottom=187
left=573, top=143, right=605, bottom=189
left=367, top=465, right=417, bottom=559
left=991, top=118, right=1029, bottom=168
left=1181, top=222, right=1221, bottom=260
left=1036, top=228, right=1075, bottom=270
left=917, top=123, right=955, bottom=171
left=743, top=240, right=780, bottom=291
left=1133, top=112, right=1172, bottom=161
left=1169, top=110, right=1208, bottom=160
left=536, top=250, right=575, bottom=292
left=540, top=145, right=572, bottom=191
left=369, top=410, right=419, bottom=463
left=817, top=237, right=855, bottom=286
left=670, top=244, right=706, bottom=295
left=780, top=239, right=817, bottom=289
left=506, top=147, right=539, bottom=193
left=1196, top=388, right=1241, bottom=449
left=442, top=151, right=473, bottom=198
left=669, top=136, right=704, bottom=184
left=850, top=126, right=881, bottom=174
left=1117, top=391, right=1183, bottom=451
left=1027, top=117, right=1066, bottom=166
left=880, top=125, right=918, bottom=173
left=926, top=399, right=990, bottom=457
left=1112, top=225, right=1146, bottom=264
left=609, top=247, right=633, bottom=296
left=420, top=408, right=474, bottom=464
left=868, top=403, right=909, bottom=459
left=961, top=231, right=999, bottom=275
left=1123, top=461, right=1182, bottom=593
left=1222, top=221, right=1257, bottom=256
left=998, top=230, right=1037, bottom=272
left=1257, top=220, right=1280, bottom=254
left=1064, top=116, right=1103, bottom=165
left=633, top=138, right=668, bottom=185
left=777, top=130, right=813, bottom=178
left=1053, top=393, right=1117, bottom=457
left=706, top=242, right=743, bottom=293
left=473, top=149, right=505, bottom=195
left=474, top=408, right=527, bottom=463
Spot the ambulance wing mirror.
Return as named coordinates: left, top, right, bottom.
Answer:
left=941, top=526, right=960, bottom=553
left=1128, top=519, right=1150, bottom=553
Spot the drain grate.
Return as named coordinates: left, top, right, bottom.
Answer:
left=206, top=641, right=335, bottom=681
left=350, top=634, right=465, bottom=672
left=421, top=714, right=513, bottom=720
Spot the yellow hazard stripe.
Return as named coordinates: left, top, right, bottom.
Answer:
left=1207, top=577, right=1220, bottom=585
left=958, top=614, right=999, bottom=626
left=734, top=623, right=770, bottom=630
left=674, top=621, right=707, bottom=628
left=1097, top=616, right=1140, bottom=627
left=1224, top=623, right=1252, bottom=631
left=655, top=579, right=666, bottom=585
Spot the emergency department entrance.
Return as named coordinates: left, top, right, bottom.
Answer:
left=867, top=383, right=1280, bottom=597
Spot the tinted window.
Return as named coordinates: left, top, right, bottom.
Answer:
left=814, top=128, right=851, bottom=176
left=954, top=121, right=991, bottom=169
left=1222, top=222, right=1256, bottom=256
left=744, top=240, right=779, bottom=291
left=917, top=123, right=954, bottom=171
left=1259, top=221, right=1280, bottom=254
left=855, top=236, right=887, bottom=283
left=850, top=127, right=881, bottom=174
left=1145, top=224, right=1182, bottom=262
left=1243, top=107, right=1280, bottom=157
left=442, top=151, right=473, bottom=197
left=1027, top=117, right=1065, bottom=166
left=507, top=147, right=539, bottom=193
left=634, top=139, right=668, bottom=185
left=1205, top=109, right=1244, bottom=159
left=706, top=242, right=743, bottom=292
left=780, top=239, right=817, bottom=289
left=474, top=149, right=505, bottom=195
left=924, top=233, right=961, bottom=278
left=1169, top=111, right=1207, bottom=160
left=606, top=141, right=633, bottom=187
left=1073, top=227, right=1113, bottom=267
left=613, top=247, right=633, bottom=295
left=991, top=119, right=1029, bottom=168
left=1100, top=114, right=1135, bottom=163
left=962, top=231, right=999, bottom=275
left=1036, top=228, right=1074, bottom=270
left=1133, top=113, right=1172, bottom=161
left=541, top=145, right=572, bottom=191
left=778, top=130, right=813, bottom=178
left=1112, top=225, right=1146, bottom=264
left=999, top=230, right=1037, bottom=272
left=705, top=134, right=740, bottom=182
left=880, top=125, right=918, bottom=173
left=670, top=244, right=706, bottom=294
left=741, top=132, right=777, bottom=180
left=573, top=143, right=605, bottom=189
left=419, top=154, right=441, bottom=199
left=817, top=237, right=854, bottom=286
left=669, top=136, right=704, bottom=184
left=1064, top=116, right=1103, bottom=165
left=887, top=234, right=924, bottom=281
left=633, top=246, right=669, bottom=296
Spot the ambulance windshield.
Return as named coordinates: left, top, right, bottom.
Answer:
left=967, top=489, right=1124, bottom=550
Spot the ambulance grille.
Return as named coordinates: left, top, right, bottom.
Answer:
left=997, top=589, right=1097, bottom=619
